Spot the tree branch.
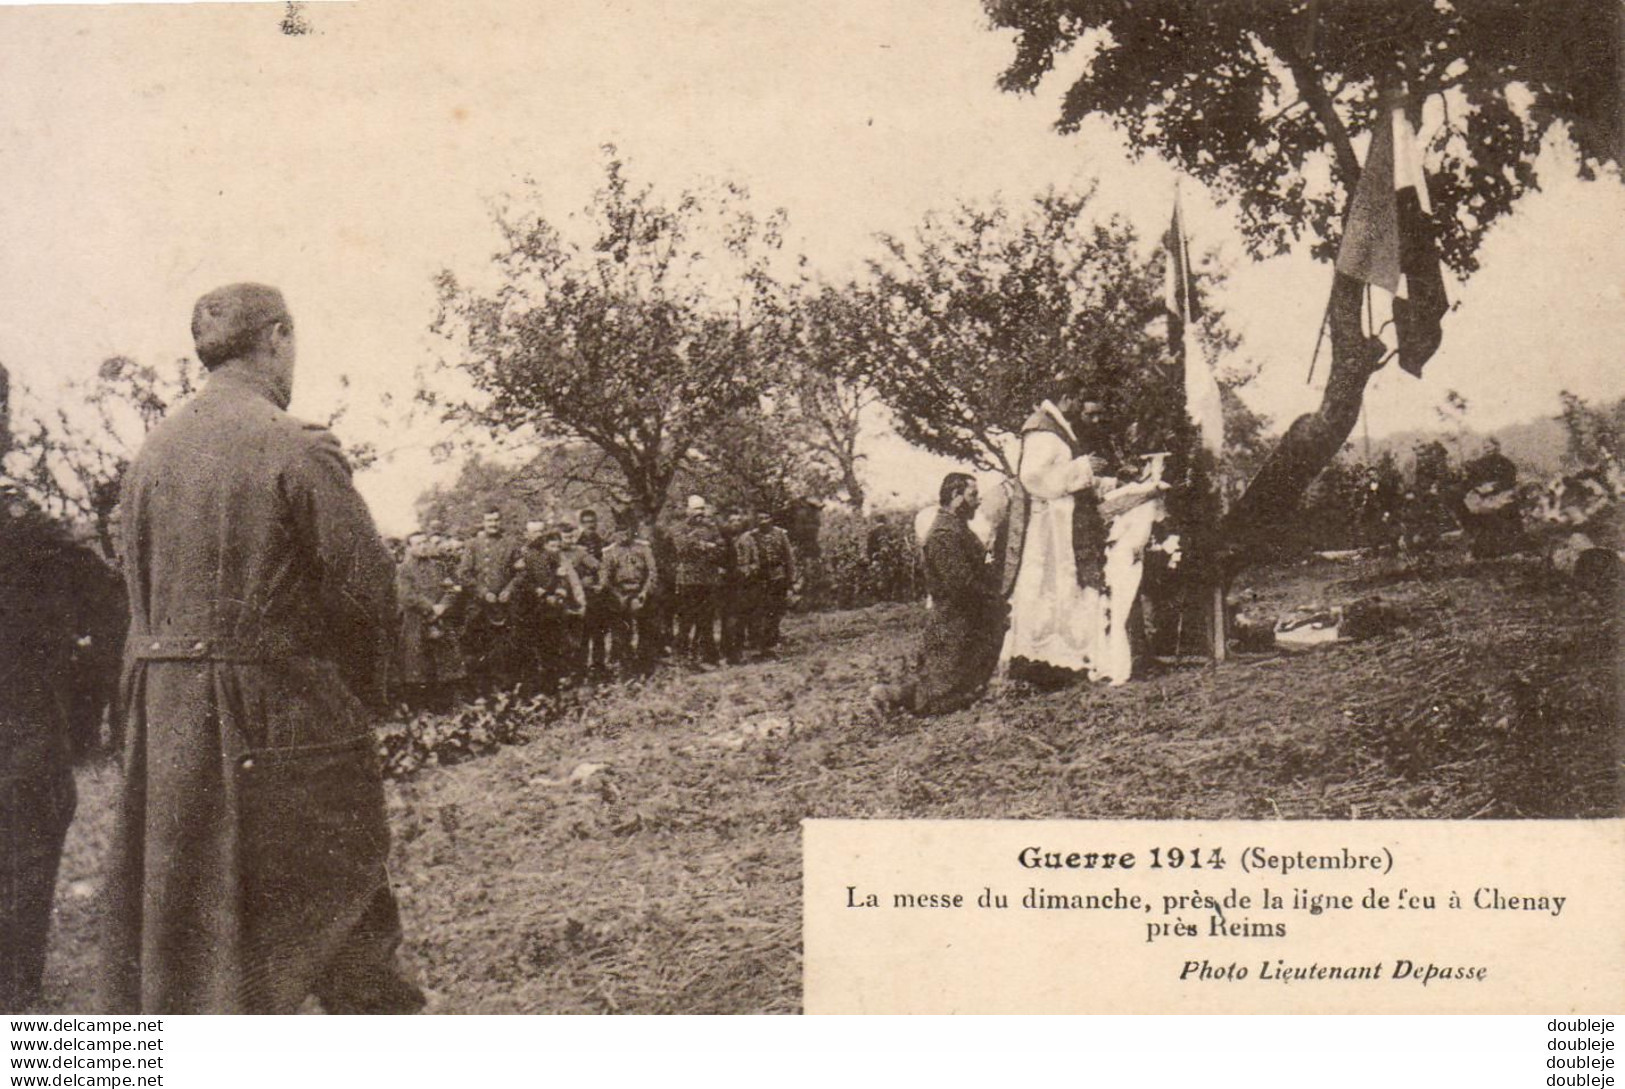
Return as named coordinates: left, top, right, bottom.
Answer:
left=1265, top=32, right=1361, bottom=180
left=1260, top=98, right=1307, bottom=127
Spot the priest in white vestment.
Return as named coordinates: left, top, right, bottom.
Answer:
left=1001, top=396, right=1166, bottom=683
left=1001, top=396, right=1108, bottom=676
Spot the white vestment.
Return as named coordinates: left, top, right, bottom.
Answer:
left=1001, top=412, right=1106, bottom=674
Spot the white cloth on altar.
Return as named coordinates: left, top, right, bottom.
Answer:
left=1001, top=406, right=1110, bottom=673
left=1099, top=490, right=1166, bottom=685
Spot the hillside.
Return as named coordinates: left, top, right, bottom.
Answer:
left=39, top=547, right=1620, bottom=1013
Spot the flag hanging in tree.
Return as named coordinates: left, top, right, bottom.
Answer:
left=1336, top=102, right=1449, bottom=377
left=1164, top=195, right=1224, bottom=457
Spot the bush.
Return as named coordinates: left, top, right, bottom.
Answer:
left=1289, top=450, right=1463, bottom=556
left=806, top=507, right=923, bottom=611
left=377, top=689, right=548, bottom=779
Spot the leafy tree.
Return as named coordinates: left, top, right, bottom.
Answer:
left=680, top=288, right=876, bottom=518
left=1218, top=383, right=1273, bottom=507
left=782, top=286, right=879, bottom=512
left=855, top=187, right=1198, bottom=475
left=4, top=352, right=375, bottom=559
left=985, top=0, right=1622, bottom=546
left=788, top=367, right=871, bottom=511
left=418, top=454, right=549, bottom=538
left=3, top=355, right=201, bottom=558
left=416, top=440, right=652, bottom=536
left=430, top=150, right=793, bottom=520
left=1556, top=390, right=1625, bottom=469
left=685, top=399, right=839, bottom=518
left=0, top=361, right=11, bottom=457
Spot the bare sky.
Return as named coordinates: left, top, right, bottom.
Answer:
left=2, top=0, right=1621, bottom=530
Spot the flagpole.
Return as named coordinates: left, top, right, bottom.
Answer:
left=1305, top=295, right=1332, bottom=386
left=1165, top=180, right=1228, bottom=663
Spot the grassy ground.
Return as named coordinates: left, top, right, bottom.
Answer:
left=40, top=549, right=1621, bottom=1013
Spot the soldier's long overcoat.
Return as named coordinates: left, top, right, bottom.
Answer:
left=1, top=496, right=124, bottom=1009
left=101, top=368, right=412, bottom=1014
left=396, top=552, right=467, bottom=687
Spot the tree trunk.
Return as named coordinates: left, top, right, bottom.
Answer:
left=1220, top=271, right=1382, bottom=558
left=0, top=361, right=10, bottom=458
left=842, top=462, right=865, bottom=512
left=630, top=478, right=665, bottom=524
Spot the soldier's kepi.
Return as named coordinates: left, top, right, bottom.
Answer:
left=100, top=283, right=424, bottom=1014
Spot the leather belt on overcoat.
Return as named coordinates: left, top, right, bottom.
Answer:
left=128, top=634, right=303, bottom=663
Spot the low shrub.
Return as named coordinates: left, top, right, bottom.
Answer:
left=806, top=507, right=923, bottom=611
left=378, top=689, right=549, bottom=779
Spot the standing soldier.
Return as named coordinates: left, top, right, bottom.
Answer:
left=576, top=508, right=607, bottom=558
left=396, top=530, right=467, bottom=710
left=647, top=517, right=678, bottom=658
left=558, top=520, right=601, bottom=684
left=746, top=509, right=797, bottom=658
left=1459, top=445, right=1526, bottom=559
left=1, top=486, right=124, bottom=1009
left=718, top=507, right=759, bottom=665
left=599, top=516, right=658, bottom=673
left=574, top=508, right=609, bottom=678
left=458, top=509, right=520, bottom=695
left=425, top=522, right=467, bottom=684
left=512, top=526, right=586, bottom=696
left=672, top=495, right=723, bottom=668
left=1356, top=467, right=1402, bottom=555
left=101, top=283, right=422, bottom=1014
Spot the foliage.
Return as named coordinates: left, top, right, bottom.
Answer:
left=686, top=284, right=878, bottom=516
left=1432, top=388, right=1474, bottom=461
left=416, top=448, right=628, bottom=538
left=3, top=356, right=201, bottom=558
left=856, top=187, right=1185, bottom=475
left=0, top=362, right=12, bottom=456
left=987, top=0, right=1620, bottom=272
left=1217, top=383, right=1273, bottom=505
left=1556, top=390, right=1625, bottom=469
left=417, top=418, right=839, bottom=541
left=684, top=398, right=843, bottom=520
left=279, top=2, right=312, bottom=36
left=5, top=352, right=377, bottom=557
left=673, top=326, right=879, bottom=518
left=809, top=506, right=923, bottom=612
left=430, top=149, right=795, bottom=519
left=377, top=689, right=545, bottom=780
left=983, top=0, right=1623, bottom=544
left=685, top=287, right=881, bottom=517
left=783, top=287, right=880, bottom=511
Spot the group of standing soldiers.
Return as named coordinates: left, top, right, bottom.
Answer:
left=392, top=494, right=798, bottom=708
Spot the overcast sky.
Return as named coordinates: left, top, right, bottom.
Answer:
left=2, top=0, right=1621, bottom=530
